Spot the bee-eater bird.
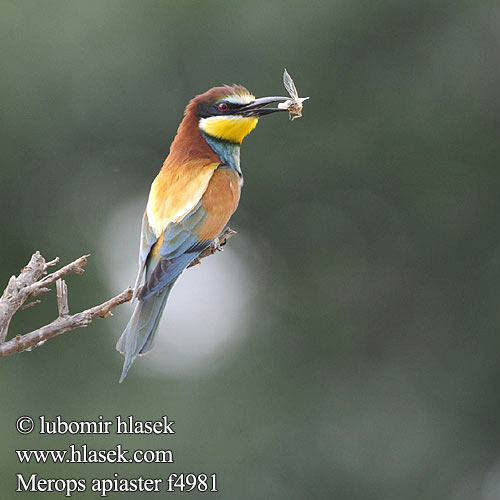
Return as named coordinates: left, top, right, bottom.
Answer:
left=116, top=84, right=291, bottom=382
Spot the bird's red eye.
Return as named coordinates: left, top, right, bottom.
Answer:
left=218, top=102, right=229, bottom=112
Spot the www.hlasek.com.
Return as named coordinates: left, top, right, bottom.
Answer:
left=17, top=444, right=173, bottom=464
left=15, top=415, right=218, bottom=496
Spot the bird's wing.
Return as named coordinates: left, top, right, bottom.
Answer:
left=146, top=160, right=220, bottom=237
left=139, top=202, right=209, bottom=299
left=133, top=159, right=220, bottom=297
left=132, top=211, right=158, bottom=297
left=140, top=166, right=242, bottom=299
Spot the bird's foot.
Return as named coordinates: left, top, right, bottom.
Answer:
left=212, top=238, right=223, bottom=252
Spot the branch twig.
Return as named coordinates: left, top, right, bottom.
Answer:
left=0, top=288, right=132, bottom=358
left=0, top=252, right=56, bottom=343
left=56, top=279, right=69, bottom=317
left=0, top=252, right=132, bottom=358
left=0, top=226, right=236, bottom=358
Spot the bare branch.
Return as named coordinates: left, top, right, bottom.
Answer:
left=0, top=288, right=133, bottom=358
left=45, top=257, right=60, bottom=267
left=56, top=279, right=69, bottom=317
left=0, top=253, right=91, bottom=342
left=35, top=254, right=89, bottom=289
left=20, top=300, right=41, bottom=311
left=0, top=228, right=236, bottom=358
left=0, top=252, right=132, bottom=356
left=0, top=251, right=47, bottom=342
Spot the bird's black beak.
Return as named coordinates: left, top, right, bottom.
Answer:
left=239, top=96, right=289, bottom=117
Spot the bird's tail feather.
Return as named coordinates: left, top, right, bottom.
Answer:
left=116, top=284, right=173, bottom=383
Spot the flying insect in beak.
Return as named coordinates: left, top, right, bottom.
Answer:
left=278, top=69, right=310, bottom=120
left=238, top=70, right=309, bottom=119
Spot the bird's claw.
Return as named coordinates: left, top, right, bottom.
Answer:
left=212, top=238, right=223, bottom=252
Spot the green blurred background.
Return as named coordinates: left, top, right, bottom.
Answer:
left=2, top=0, right=500, bottom=498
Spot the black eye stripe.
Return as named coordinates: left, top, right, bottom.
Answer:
left=197, top=100, right=241, bottom=118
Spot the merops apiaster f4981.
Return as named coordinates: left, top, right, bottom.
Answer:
left=117, top=84, right=293, bottom=382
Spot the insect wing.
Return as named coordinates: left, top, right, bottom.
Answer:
left=283, top=68, right=299, bottom=100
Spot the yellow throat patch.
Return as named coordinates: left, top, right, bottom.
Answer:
left=199, top=115, right=258, bottom=144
